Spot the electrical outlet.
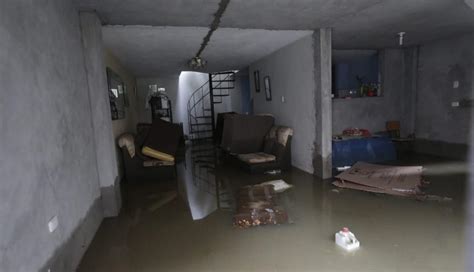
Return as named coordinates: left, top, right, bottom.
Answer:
left=453, top=80, right=459, bottom=89
left=451, top=101, right=460, bottom=107
left=48, top=216, right=58, bottom=233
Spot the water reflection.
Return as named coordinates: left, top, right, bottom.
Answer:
left=177, top=141, right=233, bottom=220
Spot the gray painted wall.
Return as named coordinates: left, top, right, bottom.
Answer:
left=0, top=0, right=117, bottom=272
left=0, top=1, right=106, bottom=271
left=250, top=34, right=316, bottom=174
left=104, top=49, right=139, bottom=182
left=237, top=68, right=252, bottom=114
left=332, top=49, right=410, bottom=136
left=415, top=33, right=474, bottom=145
left=80, top=12, right=121, bottom=217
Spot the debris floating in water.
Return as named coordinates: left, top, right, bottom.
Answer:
left=332, top=162, right=451, bottom=201
left=335, top=227, right=360, bottom=251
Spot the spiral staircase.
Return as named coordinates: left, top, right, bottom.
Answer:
left=186, top=71, right=236, bottom=210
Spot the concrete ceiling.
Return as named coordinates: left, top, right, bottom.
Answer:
left=102, top=26, right=311, bottom=76
left=80, top=0, right=474, bottom=77
left=78, top=0, right=474, bottom=48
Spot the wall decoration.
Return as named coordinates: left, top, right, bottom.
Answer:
left=254, top=70, right=260, bottom=92
left=123, top=84, right=129, bottom=107
left=106, top=67, right=126, bottom=120
left=264, top=76, right=272, bottom=101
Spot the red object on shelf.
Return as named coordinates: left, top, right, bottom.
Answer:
left=343, top=128, right=372, bottom=137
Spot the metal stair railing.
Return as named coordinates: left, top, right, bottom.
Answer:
left=186, top=72, right=235, bottom=140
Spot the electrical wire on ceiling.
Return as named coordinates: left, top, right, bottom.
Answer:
left=188, top=0, right=231, bottom=69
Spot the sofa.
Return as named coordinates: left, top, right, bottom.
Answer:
left=236, top=125, right=293, bottom=173
left=118, top=134, right=176, bottom=182
left=118, top=121, right=185, bottom=182
left=219, top=114, right=293, bottom=173
left=220, top=114, right=275, bottom=154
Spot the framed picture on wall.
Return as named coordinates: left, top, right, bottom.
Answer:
left=264, top=76, right=272, bottom=101
left=254, top=70, right=260, bottom=92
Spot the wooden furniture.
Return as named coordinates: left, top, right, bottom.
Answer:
left=149, top=94, right=173, bottom=122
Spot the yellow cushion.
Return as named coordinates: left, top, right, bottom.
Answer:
left=142, top=146, right=175, bottom=162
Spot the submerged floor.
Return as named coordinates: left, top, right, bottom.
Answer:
left=78, top=152, right=467, bottom=272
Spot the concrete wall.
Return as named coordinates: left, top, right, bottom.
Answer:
left=237, top=69, right=252, bottom=114
left=0, top=1, right=105, bottom=271
left=331, top=33, right=473, bottom=159
left=313, top=29, right=333, bottom=179
left=250, top=34, right=316, bottom=174
left=80, top=12, right=121, bottom=218
left=105, top=49, right=138, bottom=135
left=332, top=49, right=409, bottom=136
left=415, top=33, right=474, bottom=145
left=104, top=49, right=139, bottom=179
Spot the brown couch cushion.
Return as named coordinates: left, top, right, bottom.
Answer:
left=221, top=114, right=274, bottom=154
left=276, top=127, right=293, bottom=146
left=238, top=152, right=276, bottom=164
left=142, top=119, right=182, bottom=162
left=143, top=159, right=175, bottom=167
left=263, top=126, right=293, bottom=156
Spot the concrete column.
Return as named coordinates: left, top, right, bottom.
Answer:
left=467, top=35, right=474, bottom=272
left=79, top=12, right=121, bottom=217
left=313, top=29, right=332, bottom=179
left=401, top=47, right=419, bottom=137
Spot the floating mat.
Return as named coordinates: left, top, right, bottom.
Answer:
left=335, top=162, right=422, bottom=194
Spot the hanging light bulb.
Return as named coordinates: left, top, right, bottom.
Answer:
left=188, top=56, right=207, bottom=69
left=398, top=32, right=406, bottom=46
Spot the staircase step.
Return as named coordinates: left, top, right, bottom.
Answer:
left=200, top=165, right=216, bottom=169
left=194, top=159, right=215, bottom=164
left=191, top=123, right=212, bottom=126
left=191, top=129, right=213, bottom=133
left=191, top=149, right=214, bottom=156
left=193, top=153, right=215, bottom=158
left=191, top=146, right=214, bottom=150
left=193, top=157, right=215, bottom=162
left=212, top=79, right=235, bottom=83
left=212, top=71, right=235, bottom=75
left=190, top=136, right=214, bottom=142
left=193, top=152, right=215, bottom=157
left=190, top=132, right=213, bottom=136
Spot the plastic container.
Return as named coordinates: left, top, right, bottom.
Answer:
left=335, top=227, right=360, bottom=251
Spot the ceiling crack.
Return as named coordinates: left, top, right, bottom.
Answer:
left=195, top=0, right=231, bottom=58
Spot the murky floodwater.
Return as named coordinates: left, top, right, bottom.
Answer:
left=78, top=145, right=467, bottom=271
